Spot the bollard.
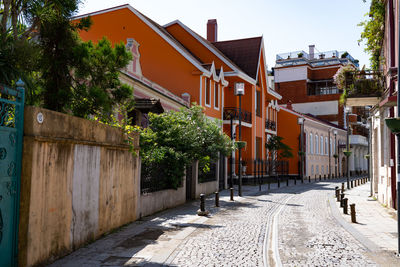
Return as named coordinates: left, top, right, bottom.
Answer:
left=336, top=189, right=340, bottom=202
left=340, top=193, right=345, bottom=207
left=341, top=183, right=345, bottom=192
left=350, top=203, right=357, bottom=223
left=230, top=188, right=234, bottom=201
left=215, top=191, right=219, bottom=207
left=351, top=180, right=353, bottom=188
left=343, top=198, right=348, bottom=214
left=200, top=194, right=205, bottom=211
left=197, top=194, right=209, bottom=216
left=319, top=174, right=321, bottom=181
left=324, top=174, right=326, bottom=180
left=335, top=186, right=339, bottom=197
left=309, top=176, right=311, bottom=183
left=278, top=176, right=280, bottom=188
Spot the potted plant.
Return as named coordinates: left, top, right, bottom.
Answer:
left=341, top=51, right=349, bottom=58
left=385, top=118, right=400, bottom=134
left=343, top=150, right=352, bottom=157
left=235, top=141, right=247, bottom=149
left=297, top=52, right=303, bottom=58
left=333, top=154, right=339, bottom=158
left=364, top=154, right=371, bottom=159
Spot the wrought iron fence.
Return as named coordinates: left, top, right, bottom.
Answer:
left=140, top=161, right=183, bottom=194
left=198, top=161, right=217, bottom=183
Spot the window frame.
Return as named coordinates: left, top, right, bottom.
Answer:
left=214, top=83, right=220, bottom=110
left=205, top=78, right=211, bottom=107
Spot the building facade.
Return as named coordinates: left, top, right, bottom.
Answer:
left=278, top=105, right=347, bottom=179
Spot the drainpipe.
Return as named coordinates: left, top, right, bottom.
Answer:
left=396, top=0, right=400, bottom=255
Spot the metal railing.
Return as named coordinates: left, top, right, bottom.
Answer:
left=198, top=162, right=217, bottom=183
left=265, top=119, right=276, bottom=131
left=223, top=107, right=252, bottom=124
left=140, top=162, right=183, bottom=194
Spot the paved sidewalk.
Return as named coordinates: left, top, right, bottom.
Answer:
left=335, top=181, right=398, bottom=252
left=49, top=181, right=294, bottom=267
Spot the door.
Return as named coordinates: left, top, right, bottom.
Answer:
left=0, top=81, right=24, bottom=267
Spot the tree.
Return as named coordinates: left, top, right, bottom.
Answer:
left=0, top=0, right=134, bottom=120
left=358, top=0, right=385, bottom=71
left=137, top=105, right=235, bottom=189
left=265, top=136, right=293, bottom=160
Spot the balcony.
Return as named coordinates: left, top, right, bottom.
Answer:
left=223, top=107, right=252, bottom=124
left=343, top=70, right=384, bottom=107
left=265, top=119, right=276, bottom=131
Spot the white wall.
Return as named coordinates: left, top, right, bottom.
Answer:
left=292, top=100, right=338, bottom=116
left=274, top=66, right=307, bottom=83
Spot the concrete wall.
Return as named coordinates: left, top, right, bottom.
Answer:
left=19, top=106, right=140, bottom=267
left=194, top=160, right=219, bottom=198
left=139, top=180, right=186, bottom=218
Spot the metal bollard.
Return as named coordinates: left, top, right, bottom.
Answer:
left=350, top=203, right=357, bottom=223
left=335, top=186, right=339, bottom=196
left=341, top=183, right=345, bottom=192
left=340, top=193, right=345, bottom=207
left=215, top=191, right=219, bottom=207
left=278, top=176, right=280, bottom=188
left=351, top=180, right=353, bottom=188
left=343, top=198, right=348, bottom=214
left=336, top=188, right=340, bottom=202
left=319, top=174, right=321, bottom=181
left=309, top=176, right=311, bottom=183
left=200, top=194, right=205, bottom=212
left=230, top=188, right=234, bottom=201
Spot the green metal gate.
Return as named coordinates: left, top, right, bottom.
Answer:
left=0, top=80, right=24, bottom=267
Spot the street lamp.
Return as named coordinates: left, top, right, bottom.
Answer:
left=333, top=129, right=338, bottom=178
left=235, top=82, right=245, bottom=197
left=297, top=117, right=305, bottom=183
left=345, top=106, right=351, bottom=189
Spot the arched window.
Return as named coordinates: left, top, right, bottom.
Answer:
left=315, top=135, right=318, bottom=154
left=309, top=133, right=313, bottom=154
left=320, top=136, right=323, bottom=155
left=316, top=165, right=319, bottom=174
left=330, top=138, right=333, bottom=155
left=325, top=137, right=328, bottom=155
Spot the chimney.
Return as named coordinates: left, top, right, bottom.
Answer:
left=287, top=100, right=293, bottom=110
left=309, top=45, right=315, bottom=59
left=207, top=19, right=217, bottom=42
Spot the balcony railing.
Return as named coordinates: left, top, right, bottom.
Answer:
left=223, top=107, right=252, bottom=124
left=342, top=70, right=384, bottom=106
left=265, top=119, right=276, bottom=131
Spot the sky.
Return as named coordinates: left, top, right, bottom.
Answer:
left=77, top=0, right=372, bottom=70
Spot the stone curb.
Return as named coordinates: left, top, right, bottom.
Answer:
left=328, top=195, right=380, bottom=252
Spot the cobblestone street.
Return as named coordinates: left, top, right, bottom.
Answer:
left=50, top=180, right=400, bottom=267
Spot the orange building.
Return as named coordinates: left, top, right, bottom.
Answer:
left=73, top=4, right=282, bottom=176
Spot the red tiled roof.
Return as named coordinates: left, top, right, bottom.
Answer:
left=213, top=37, right=262, bottom=80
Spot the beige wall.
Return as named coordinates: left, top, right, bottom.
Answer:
left=304, top=119, right=347, bottom=178
left=19, top=106, right=140, bottom=267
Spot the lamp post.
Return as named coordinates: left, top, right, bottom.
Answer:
left=333, top=129, right=338, bottom=178
left=230, top=115, right=235, bottom=188
left=346, top=106, right=351, bottom=189
left=297, top=117, right=305, bottom=183
left=235, top=82, right=245, bottom=197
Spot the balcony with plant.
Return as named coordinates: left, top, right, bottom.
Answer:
left=333, top=65, right=384, bottom=106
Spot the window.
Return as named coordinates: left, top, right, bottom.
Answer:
left=325, top=137, right=328, bottom=155
left=205, top=78, right=211, bottom=106
left=307, top=80, right=339, bottom=95
left=330, top=138, right=333, bottom=155
left=214, top=84, right=219, bottom=109
left=309, top=133, right=313, bottom=154
left=256, top=90, right=261, bottom=117
left=311, top=165, right=314, bottom=175
left=316, top=165, right=319, bottom=174
left=315, top=135, right=318, bottom=154
left=320, top=136, right=323, bottom=155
